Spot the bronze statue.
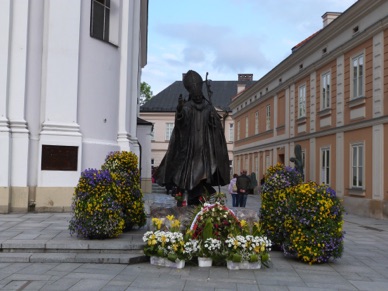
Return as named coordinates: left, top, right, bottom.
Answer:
left=290, top=144, right=304, bottom=180
left=155, top=70, right=230, bottom=205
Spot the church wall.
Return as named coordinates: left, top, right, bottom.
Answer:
left=0, top=0, right=147, bottom=212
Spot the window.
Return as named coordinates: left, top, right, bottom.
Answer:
left=298, top=85, right=306, bottom=118
left=352, top=54, right=364, bottom=99
left=321, top=148, right=330, bottom=185
left=229, top=123, right=234, bottom=142
left=255, top=111, right=259, bottom=134
left=266, top=105, right=271, bottom=130
left=245, top=117, right=249, bottom=138
left=237, top=121, right=241, bottom=140
left=165, top=123, right=174, bottom=140
left=351, top=144, right=364, bottom=188
left=321, top=72, right=331, bottom=110
left=90, top=0, right=110, bottom=42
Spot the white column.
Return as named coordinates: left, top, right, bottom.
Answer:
left=372, top=124, right=384, bottom=200
left=336, top=132, right=344, bottom=198
left=373, top=31, right=384, bottom=118
left=117, top=0, right=140, bottom=158
left=273, top=94, right=278, bottom=135
left=7, top=0, right=30, bottom=211
left=289, top=84, right=295, bottom=138
left=309, top=72, right=316, bottom=133
left=309, top=138, right=316, bottom=182
left=0, top=0, right=11, bottom=210
left=336, top=55, right=345, bottom=126
left=285, top=86, right=290, bottom=138
left=38, top=0, right=82, bottom=187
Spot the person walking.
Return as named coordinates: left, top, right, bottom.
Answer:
left=228, top=174, right=239, bottom=207
left=236, top=170, right=251, bottom=207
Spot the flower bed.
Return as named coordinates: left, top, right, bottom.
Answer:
left=144, top=202, right=272, bottom=269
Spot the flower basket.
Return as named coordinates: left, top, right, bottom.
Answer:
left=150, top=256, right=165, bottom=266
left=226, top=260, right=261, bottom=270
left=165, top=258, right=185, bottom=269
left=198, top=257, right=212, bottom=267
left=150, top=256, right=185, bottom=269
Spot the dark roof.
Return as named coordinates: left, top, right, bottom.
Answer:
left=137, top=117, right=153, bottom=125
left=140, top=79, right=254, bottom=112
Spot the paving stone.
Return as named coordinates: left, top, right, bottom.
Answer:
left=68, top=279, right=108, bottom=291
left=40, top=277, right=81, bottom=291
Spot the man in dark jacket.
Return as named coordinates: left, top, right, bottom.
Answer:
left=236, top=170, right=251, bottom=207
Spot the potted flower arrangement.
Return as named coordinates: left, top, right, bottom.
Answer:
left=197, top=238, right=222, bottom=267
left=224, top=220, right=272, bottom=270
left=142, top=215, right=195, bottom=268
left=225, top=234, right=272, bottom=270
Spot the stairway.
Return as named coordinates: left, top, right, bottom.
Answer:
left=152, top=183, right=168, bottom=194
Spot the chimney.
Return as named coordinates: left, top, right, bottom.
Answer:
left=322, top=12, right=341, bottom=27
left=238, top=74, right=253, bottom=82
left=237, top=74, right=253, bottom=94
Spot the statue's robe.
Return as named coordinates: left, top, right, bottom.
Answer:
left=155, top=99, right=230, bottom=197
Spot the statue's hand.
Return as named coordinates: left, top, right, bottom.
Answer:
left=177, top=94, right=184, bottom=112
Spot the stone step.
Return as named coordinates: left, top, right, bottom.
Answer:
left=0, top=250, right=148, bottom=264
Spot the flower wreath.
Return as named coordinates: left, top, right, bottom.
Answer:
left=190, top=203, right=241, bottom=240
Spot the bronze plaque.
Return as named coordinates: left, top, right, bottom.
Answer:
left=41, top=145, right=78, bottom=171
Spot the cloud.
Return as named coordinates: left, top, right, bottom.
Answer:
left=143, top=0, right=358, bottom=94
left=155, top=22, right=271, bottom=75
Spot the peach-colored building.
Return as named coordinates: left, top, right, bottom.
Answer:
left=230, top=1, right=388, bottom=219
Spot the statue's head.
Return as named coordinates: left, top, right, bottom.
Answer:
left=183, top=70, right=203, bottom=103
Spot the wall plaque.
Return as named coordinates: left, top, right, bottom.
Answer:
left=41, top=145, right=78, bottom=171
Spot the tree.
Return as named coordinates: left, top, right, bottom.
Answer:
left=140, top=81, right=153, bottom=105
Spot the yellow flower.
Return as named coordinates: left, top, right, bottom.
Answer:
left=166, top=215, right=175, bottom=221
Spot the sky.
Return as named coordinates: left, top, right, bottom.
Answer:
left=142, top=0, right=358, bottom=95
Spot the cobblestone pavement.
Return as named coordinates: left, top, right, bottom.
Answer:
left=0, top=188, right=387, bottom=290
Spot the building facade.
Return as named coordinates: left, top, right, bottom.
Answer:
left=0, top=0, right=148, bottom=212
left=230, top=1, right=388, bottom=219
